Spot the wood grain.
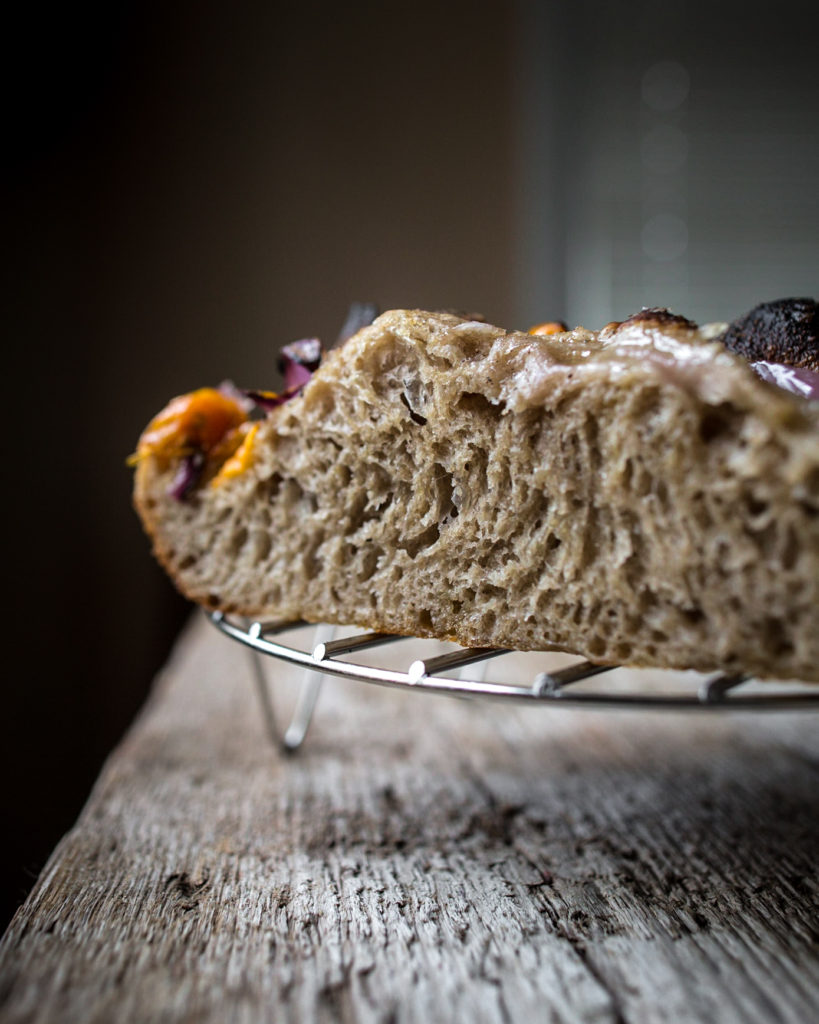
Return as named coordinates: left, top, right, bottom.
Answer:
left=1, top=615, right=818, bottom=1023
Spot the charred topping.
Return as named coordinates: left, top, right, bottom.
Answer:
left=618, top=307, right=699, bottom=331
left=720, top=298, right=819, bottom=372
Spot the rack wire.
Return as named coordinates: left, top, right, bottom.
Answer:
left=210, top=612, right=819, bottom=754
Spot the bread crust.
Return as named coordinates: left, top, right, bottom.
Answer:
left=133, top=309, right=819, bottom=680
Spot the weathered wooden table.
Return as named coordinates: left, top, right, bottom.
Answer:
left=2, top=614, right=818, bottom=1023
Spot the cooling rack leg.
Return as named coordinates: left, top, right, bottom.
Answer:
left=282, top=674, right=324, bottom=751
left=246, top=645, right=284, bottom=751
left=245, top=622, right=333, bottom=755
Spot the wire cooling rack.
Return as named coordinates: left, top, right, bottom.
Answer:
left=210, top=612, right=819, bottom=753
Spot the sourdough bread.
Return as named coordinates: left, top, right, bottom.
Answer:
left=133, top=309, right=819, bottom=679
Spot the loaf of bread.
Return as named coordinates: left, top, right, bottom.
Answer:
left=133, top=308, right=819, bottom=680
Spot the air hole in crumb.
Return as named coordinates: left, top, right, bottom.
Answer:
left=744, top=494, right=769, bottom=518
left=756, top=521, right=778, bottom=556
left=456, top=336, right=483, bottom=361
left=782, top=525, right=799, bottom=570
left=357, top=544, right=381, bottom=582
left=281, top=478, right=305, bottom=505
left=681, top=606, right=705, bottom=625
left=579, top=530, right=599, bottom=572
left=762, top=617, right=788, bottom=654
left=699, top=406, right=739, bottom=443
left=229, top=527, right=248, bottom=555
left=304, top=548, right=323, bottom=580
left=261, top=474, right=282, bottom=501
left=253, top=532, right=272, bottom=561
left=399, top=522, right=440, bottom=558
left=418, top=609, right=433, bottom=631
left=634, top=468, right=651, bottom=498
left=399, top=392, right=427, bottom=426
left=433, top=463, right=458, bottom=522
left=480, top=610, right=496, bottom=632
left=633, top=385, right=661, bottom=419
left=347, top=493, right=368, bottom=533
left=456, top=392, right=505, bottom=419
left=178, top=554, right=197, bottom=571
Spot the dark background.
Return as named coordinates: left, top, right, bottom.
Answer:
left=3, top=0, right=818, bottom=929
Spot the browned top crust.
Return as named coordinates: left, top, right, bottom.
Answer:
left=721, top=298, right=819, bottom=371
left=620, top=307, right=699, bottom=331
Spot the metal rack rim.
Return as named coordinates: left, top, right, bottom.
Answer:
left=210, top=612, right=819, bottom=753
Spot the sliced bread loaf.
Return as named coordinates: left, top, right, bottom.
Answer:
left=133, top=309, right=819, bottom=679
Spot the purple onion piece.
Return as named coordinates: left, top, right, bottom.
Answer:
left=281, top=336, right=322, bottom=368
left=751, top=361, right=819, bottom=401
left=243, top=388, right=298, bottom=412
left=282, top=359, right=314, bottom=392
left=168, top=450, right=205, bottom=501
left=279, top=337, right=323, bottom=392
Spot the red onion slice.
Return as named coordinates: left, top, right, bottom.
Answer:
left=243, top=388, right=299, bottom=411
left=751, top=361, right=819, bottom=401
left=279, top=338, right=322, bottom=392
left=168, top=450, right=205, bottom=501
left=282, top=361, right=313, bottom=392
